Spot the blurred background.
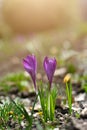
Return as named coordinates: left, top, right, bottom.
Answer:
left=0, top=0, right=87, bottom=77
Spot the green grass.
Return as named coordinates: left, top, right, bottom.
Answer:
left=0, top=72, right=31, bottom=92
left=0, top=99, right=25, bottom=129
left=76, top=74, right=87, bottom=93
left=0, top=96, right=38, bottom=130
left=67, top=63, right=76, bottom=74
left=12, top=95, right=38, bottom=130
left=0, top=97, right=57, bottom=130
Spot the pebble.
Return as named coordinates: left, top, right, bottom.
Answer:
left=21, top=121, right=26, bottom=128
left=59, top=117, right=64, bottom=121
left=54, top=68, right=66, bottom=77
left=71, top=117, right=87, bottom=130
left=75, top=93, right=86, bottom=102
left=21, top=98, right=30, bottom=107
left=54, top=128, right=59, bottom=130
left=81, top=107, right=87, bottom=118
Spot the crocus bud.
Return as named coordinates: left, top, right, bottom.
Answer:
left=63, top=73, right=71, bottom=83
left=23, top=55, right=37, bottom=90
left=43, top=57, right=57, bottom=89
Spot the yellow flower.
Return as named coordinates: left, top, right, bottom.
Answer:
left=63, top=73, right=71, bottom=83
left=29, top=107, right=32, bottom=110
left=37, top=112, right=43, bottom=116
left=21, top=115, right=25, bottom=119
left=8, top=111, right=14, bottom=115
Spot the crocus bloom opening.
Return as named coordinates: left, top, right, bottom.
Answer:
left=23, top=55, right=37, bottom=90
left=43, top=57, right=57, bottom=89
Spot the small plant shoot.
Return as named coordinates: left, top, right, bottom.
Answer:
left=64, top=73, right=72, bottom=114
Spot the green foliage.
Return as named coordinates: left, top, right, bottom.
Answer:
left=83, top=83, right=87, bottom=93
left=0, top=99, right=25, bottom=129
left=12, top=94, right=38, bottom=130
left=81, top=75, right=87, bottom=93
left=78, top=75, right=87, bottom=93
left=67, top=64, right=76, bottom=74
left=65, top=82, right=72, bottom=114
left=0, top=95, right=38, bottom=130
left=38, top=81, right=58, bottom=122
left=75, top=112, right=80, bottom=119
left=0, top=72, right=30, bottom=92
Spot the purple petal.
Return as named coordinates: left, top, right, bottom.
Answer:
left=23, top=59, right=32, bottom=71
left=26, top=55, right=37, bottom=73
left=43, top=57, right=57, bottom=89
left=23, top=54, right=37, bottom=90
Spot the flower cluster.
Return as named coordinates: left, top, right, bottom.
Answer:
left=23, top=54, right=57, bottom=122
left=23, top=54, right=57, bottom=90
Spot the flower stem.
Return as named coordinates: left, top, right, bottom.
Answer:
left=66, top=82, right=72, bottom=114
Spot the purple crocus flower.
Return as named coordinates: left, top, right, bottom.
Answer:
left=43, top=57, right=57, bottom=89
left=23, top=55, right=37, bottom=90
